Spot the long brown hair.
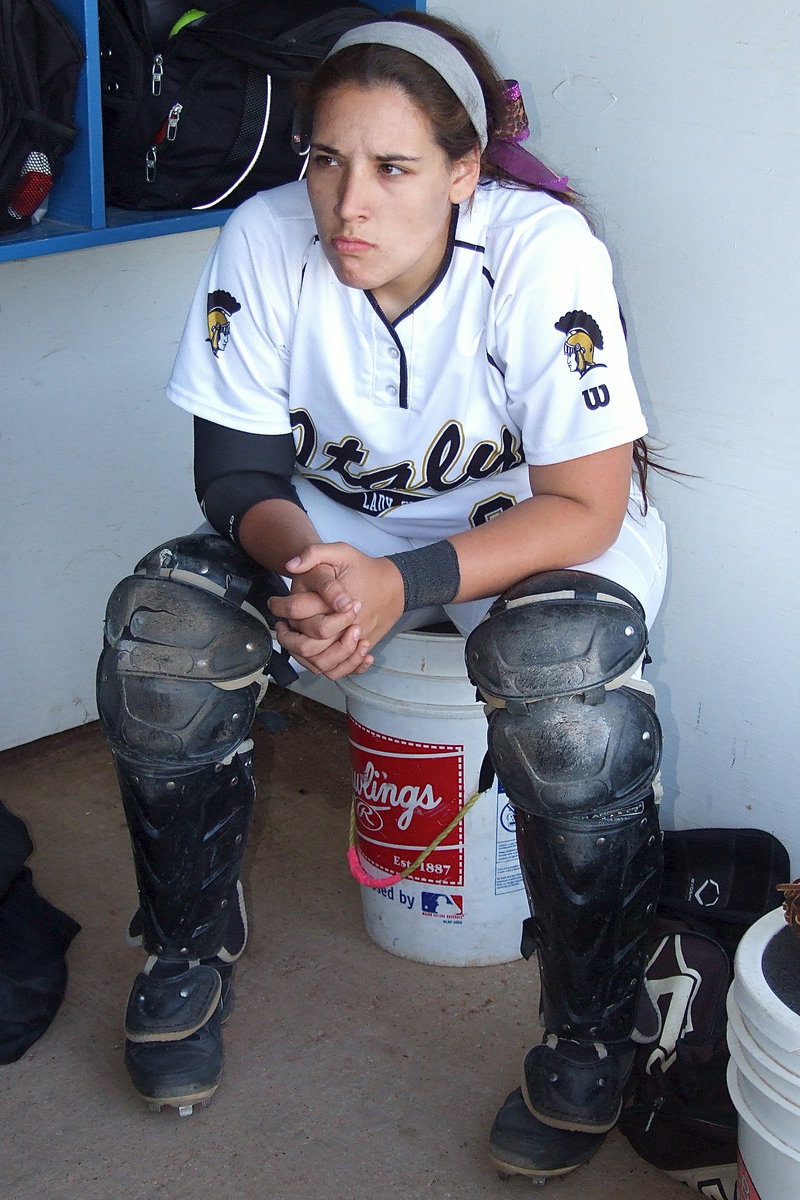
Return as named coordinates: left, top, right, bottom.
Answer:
left=306, top=10, right=668, bottom=502
left=306, top=10, right=575, bottom=199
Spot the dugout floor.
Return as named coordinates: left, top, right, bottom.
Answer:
left=0, top=689, right=689, bottom=1200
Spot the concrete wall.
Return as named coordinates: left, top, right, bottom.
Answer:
left=2, top=233, right=215, bottom=747
left=2, top=0, right=798, bottom=866
left=430, top=0, right=800, bottom=862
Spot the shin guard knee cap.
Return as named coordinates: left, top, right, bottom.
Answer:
left=465, top=571, right=659, bottom=817
left=466, top=569, right=647, bottom=710
left=97, top=534, right=274, bottom=765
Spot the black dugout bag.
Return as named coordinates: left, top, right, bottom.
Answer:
left=0, top=801, right=80, bottom=1063
left=620, top=827, right=791, bottom=1199
left=99, top=0, right=378, bottom=211
left=0, top=0, right=85, bottom=232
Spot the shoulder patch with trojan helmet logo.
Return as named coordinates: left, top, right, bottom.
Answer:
left=555, top=309, right=606, bottom=378
left=207, top=289, right=241, bottom=357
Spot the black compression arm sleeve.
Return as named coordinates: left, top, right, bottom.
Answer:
left=193, top=417, right=303, bottom=544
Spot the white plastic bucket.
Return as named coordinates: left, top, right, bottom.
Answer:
left=338, top=628, right=528, bottom=966
left=726, top=906, right=800, bottom=1200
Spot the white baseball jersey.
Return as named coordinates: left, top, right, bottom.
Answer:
left=167, top=179, right=648, bottom=542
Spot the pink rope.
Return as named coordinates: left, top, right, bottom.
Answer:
left=346, top=846, right=405, bottom=889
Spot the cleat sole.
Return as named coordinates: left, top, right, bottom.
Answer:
left=138, top=1084, right=218, bottom=1114
left=496, top=1169, right=547, bottom=1185
left=490, top=1153, right=577, bottom=1183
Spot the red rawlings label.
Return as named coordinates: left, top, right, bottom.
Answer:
left=736, top=1151, right=762, bottom=1200
left=348, top=716, right=465, bottom=886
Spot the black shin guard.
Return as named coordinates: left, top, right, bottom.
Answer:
left=97, top=532, right=283, bottom=1112
left=466, top=570, right=664, bottom=1143
left=516, top=793, right=662, bottom=1132
left=117, top=750, right=254, bottom=962
left=117, top=749, right=254, bottom=1111
left=516, top=793, right=662, bottom=1045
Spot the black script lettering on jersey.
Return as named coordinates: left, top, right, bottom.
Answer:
left=322, top=436, right=416, bottom=498
left=322, top=435, right=367, bottom=478
left=289, top=410, right=523, bottom=515
left=463, top=428, right=523, bottom=481
left=425, top=423, right=523, bottom=492
left=582, top=384, right=611, bottom=410
left=291, top=409, right=317, bottom=466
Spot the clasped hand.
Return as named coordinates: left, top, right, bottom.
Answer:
left=268, top=542, right=404, bottom=680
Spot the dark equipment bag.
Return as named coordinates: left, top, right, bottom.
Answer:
left=0, top=0, right=85, bottom=233
left=620, top=827, right=791, bottom=1199
left=0, top=800, right=81, bottom=1063
left=99, top=0, right=379, bottom=211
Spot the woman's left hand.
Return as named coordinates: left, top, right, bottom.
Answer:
left=271, top=542, right=404, bottom=679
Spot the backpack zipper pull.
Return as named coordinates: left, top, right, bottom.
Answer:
left=152, top=54, right=164, bottom=96
left=166, top=103, right=183, bottom=141
left=644, top=1095, right=664, bottom=1132
left=146, top=146, right=157, bottom=181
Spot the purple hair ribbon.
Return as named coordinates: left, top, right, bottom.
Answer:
left=487, top=80, right=570, bottom=194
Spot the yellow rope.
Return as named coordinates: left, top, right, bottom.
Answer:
left=348, top=787, right=485, bottom=883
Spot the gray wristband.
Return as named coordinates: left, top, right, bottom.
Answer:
left=386, top=540, right=461, bottom=612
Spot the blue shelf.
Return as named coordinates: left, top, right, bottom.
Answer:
left=0, top=0, right=422, bottom=263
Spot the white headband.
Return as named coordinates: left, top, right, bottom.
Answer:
left=324, top=21, right=489, bottom=152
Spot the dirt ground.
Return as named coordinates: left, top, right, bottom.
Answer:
left=0, top=689, right=690, bottom=1200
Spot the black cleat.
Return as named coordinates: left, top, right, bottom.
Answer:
left=123, top=958, right=235, bottom=1115
left=490, top=1088, right=607, bottom=1182
left=125, top=1005, right=223, bottom=1115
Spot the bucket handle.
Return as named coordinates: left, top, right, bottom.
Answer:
left=347, top=788, right=485, bottom=888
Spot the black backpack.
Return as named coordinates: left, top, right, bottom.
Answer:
left=99, top=0, right=379, bottom=211
left=620, top=827, right=791, bottom=1199
left=0, top=0, right=85, bottom=233
left=0, top=800, right=80, bottom=1064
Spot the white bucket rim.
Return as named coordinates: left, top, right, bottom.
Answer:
left=366, top=627, right=467, bottom=674
left=338, top=627, right=482, bottom=714
left=339, top=684, right=487, bottom=720
left=728, top=1016, right=800, bottom=1118
left=733, top=908, right=800, bottom=1051
left=392, top=628, right=464, bottom=641
left=727, top=990, right=800, bottom=1089
left=728, top=1025, right=800, bottom=1151
left=727, top=1059, right=800, bottom=1163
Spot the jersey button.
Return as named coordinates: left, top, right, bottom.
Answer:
left=389, top=347, right=400, bottom=359
left=387, top=384, right=398, bottom=397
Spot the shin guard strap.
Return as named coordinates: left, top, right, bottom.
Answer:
left=125, top=965, right=221, bottom=1043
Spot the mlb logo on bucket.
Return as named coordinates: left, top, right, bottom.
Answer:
left=348, top=717, right=465, bottom=886
left=422, top=892, right=464, bottom=920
